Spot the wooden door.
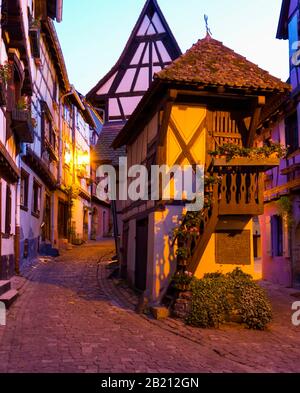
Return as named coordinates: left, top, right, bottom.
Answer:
left=83, top=209, right=88, bottom=242
left=42, top=194, right=51, bottom=241
left=58, top=200, right=68, bottom=239
left=135, top=218, right=148, bottom=292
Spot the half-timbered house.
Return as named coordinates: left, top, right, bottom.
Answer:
left=112, top=34, right=290, bottom=302
left=87, top=0, right=181, bottom=249
left=259, top=0, right=300, bottom=288
left=0, top=0, right=34, bottom=283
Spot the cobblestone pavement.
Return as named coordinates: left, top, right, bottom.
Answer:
left=0, top=240, right=300, bottom=373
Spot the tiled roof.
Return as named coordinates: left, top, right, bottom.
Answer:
left=155, top=35, right=290, bottom=92
left=92, top=121, right=126, bottom=166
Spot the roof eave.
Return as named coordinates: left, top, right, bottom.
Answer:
left=276, top=0, right=290, bottom=40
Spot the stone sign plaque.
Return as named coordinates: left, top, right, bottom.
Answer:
left=215, top=230, right=251, bottom=265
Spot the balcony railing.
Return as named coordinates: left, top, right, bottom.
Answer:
left=217, top=169, right=265, bottom=216
left=11, top=109, right=34, bottom=143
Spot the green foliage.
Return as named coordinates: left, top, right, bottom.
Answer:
left=16, top=97, right=29, bottom=111
left=176, top=247, right=189, bottom=260
left=30, top=18, right=40, bottom=29
left=172, top=271, right=193, bottom=290
left=0, top=62, right=12, bottom=84
left=277, top=196, right=294, bottom=228
left=209, top=143, right=287, bottom=161
left=186, top=268, right=272, bottom=330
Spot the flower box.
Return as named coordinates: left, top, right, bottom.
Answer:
left=213, top=156, right=280, bottom=169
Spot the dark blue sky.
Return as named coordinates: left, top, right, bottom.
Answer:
left=55, top=0, right=289, bottom=94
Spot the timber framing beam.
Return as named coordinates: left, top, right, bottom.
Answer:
left=157, top=89, right=177, bottom=166
left=246, top=96, right=266, bottom=147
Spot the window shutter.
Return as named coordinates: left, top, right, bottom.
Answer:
left=265, top=216, right=272, bottom=257
left=5, top=185, right=12, bottom=235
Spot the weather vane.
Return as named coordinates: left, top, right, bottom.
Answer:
left=204, top=14, right=212, bottom=36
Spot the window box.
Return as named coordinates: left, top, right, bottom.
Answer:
left=11, top=109, right=34, bottom=143
left=213, top=156, right=280, bottom=169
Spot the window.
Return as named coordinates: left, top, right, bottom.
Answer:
left=53, top=82, right=58, bottom=103
left=20, top=170, right=29, bottom=210
left=5, top=185, right=12, bottom=235
left=288, top=11, right=299, bottom=64
left=41, top=101, right=56, bottom=152
left=32, top=179, right=41, bottom=217
left=271, top=215, right=283, bottom=257
left=285, top=112, right=299, bottom=154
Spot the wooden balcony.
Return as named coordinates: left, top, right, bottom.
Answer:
left=218, top=170, right=265, bottom=216
left=11, top=109, right=34, bottom=143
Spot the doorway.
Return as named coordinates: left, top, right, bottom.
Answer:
left=58, top=200, right=68, bottom=239
left=42, top=194, right=51, bottom=242
left=91, top=207, right=98, bottom=240
left=135, top=218, right=148, bottom=292
left=83, top=208, right=89, bottom=242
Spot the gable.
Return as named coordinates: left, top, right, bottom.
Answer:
left=87, top=0, right=181, bottom=122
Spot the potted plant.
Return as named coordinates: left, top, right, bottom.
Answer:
left=16, top=96, right=29, bottom=111
left=173, top=271, right=193, bottom=291
left=176, top=247, right=189, bottom=266
left=209, top=143, right=287, bottom=164
left=0, top=61, right=12, bottom=106
left=30, top=18, right=40, bottom=30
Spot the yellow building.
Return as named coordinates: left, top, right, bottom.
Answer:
left=112, top=35, right=290, bottom=303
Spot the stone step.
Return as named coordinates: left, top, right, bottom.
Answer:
left=0, top=289, right=19, bottom=308
left=0, top=280, right=11, bottom=297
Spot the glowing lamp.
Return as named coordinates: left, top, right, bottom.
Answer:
left=65, top=150, right=72, bottom=165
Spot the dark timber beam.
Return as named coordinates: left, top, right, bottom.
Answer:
left=246, top=96, right=266, bottom=147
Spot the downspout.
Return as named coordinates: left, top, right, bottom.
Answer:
left=56, top=0, right=63, bottom=23
left=15, top=153, right=22, bottom=275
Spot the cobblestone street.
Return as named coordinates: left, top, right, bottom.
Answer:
left=0, top=240, right=299, bottom=373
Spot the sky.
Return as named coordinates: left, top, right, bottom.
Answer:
left=55, top=0, right=289, bottom=95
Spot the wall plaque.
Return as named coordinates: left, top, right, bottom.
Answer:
left=215, top=230, right=251, bottom=265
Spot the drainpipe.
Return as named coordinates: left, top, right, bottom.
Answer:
left=15, top=153, right=22, bottom=275
left=56, top=0, right=63, bottom=23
